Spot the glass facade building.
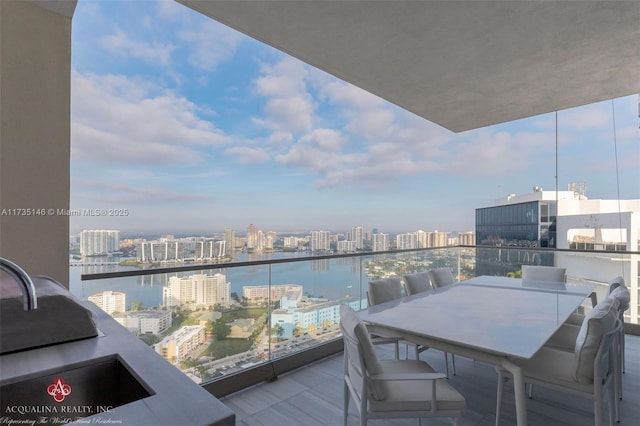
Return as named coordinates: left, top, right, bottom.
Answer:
left=475, top=200, right=557, bottom=275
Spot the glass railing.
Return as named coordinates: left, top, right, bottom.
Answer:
left=76, top=245, right=639, bottom=396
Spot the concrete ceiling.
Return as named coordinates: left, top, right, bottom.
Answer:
left=178, top=0, right=640, bottom=133
left=27, top=0, right=77, bottom=18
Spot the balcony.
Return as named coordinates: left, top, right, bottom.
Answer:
left=2, top=2, right=639, bottom=425
left=78, top=245, right=640, bottom=424
left=221, top=334, right=640, bottom=425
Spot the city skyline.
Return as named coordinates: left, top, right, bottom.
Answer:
left=69, top=1, right=639, bottom=234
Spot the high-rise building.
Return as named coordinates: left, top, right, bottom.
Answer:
left=266, top=231, right=277, bottom=250
left=396, top=232, right=417, bottom=249
left=155, top=325, right=205, bottom=365
left=337, top=240, right=357, bottom=252
left=223, top=229, right=235, bottom=256
left=310, top=230, right=330, bottom=252
left=416, top=230, right=428, bottom=248
left=459, top=231, right=476, bottom=245
left=195, top=240, right=225, bottom=259
left=243, top=285, right=304, bottom=302
left=164, top=273, right=231, bottom=308
left=283, top=236, right=300, bottom=248
left=475, top=186, right=639, bottom=323
left=137, top=240, right=183, bottom=262
left=246, top=224, right=258, bottom=250
left=88, top=290, right=126, bottom=315
left=80, top=230, right=120, bottom=256
left=351, top=226, right=364, bottom=249
left=431, top=231, right=448, bottom=248
left=114, top=310, right=172, bottom=335
left=372, top=233, right=389, bottom=252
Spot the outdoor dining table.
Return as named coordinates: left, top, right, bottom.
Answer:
left=358, top=275, right=596, bottom=426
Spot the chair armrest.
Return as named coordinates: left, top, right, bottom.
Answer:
left=372, top=372, right=447, bottom=381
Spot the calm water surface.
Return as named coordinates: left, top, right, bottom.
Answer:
left=70, top=252, right=368, bottom=310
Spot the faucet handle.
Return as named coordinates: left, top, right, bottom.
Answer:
left=0, top=258, right=37, bottom=310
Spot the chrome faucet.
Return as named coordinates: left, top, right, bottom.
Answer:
left=0, top=258, right=37, bottom=310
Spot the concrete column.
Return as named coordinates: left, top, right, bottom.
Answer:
left=0, top=1, right=76, bottom=286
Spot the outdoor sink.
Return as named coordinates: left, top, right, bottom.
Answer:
left=0, top=274, right=99, bottom=354
left=0, top=355, right=153, bottom=422
left=0, top=259, right=236, bottom=425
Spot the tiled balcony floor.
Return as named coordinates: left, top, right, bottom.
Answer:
left=221, top=335, right=640, bottom=425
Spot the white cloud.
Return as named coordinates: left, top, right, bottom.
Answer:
left=253, top=57, right=315, bottom=135
left=225, top=147, right=270, bottom=164
left=268, top=131, right=294, bottom=146
left=260, top=96, right=314, bottom=134
left=276, top=129, right=355, bottom=174
left=314, top=77, right=385, bottom=109
left=100, top=27, right=175, bottom=66
left=559, top=104, right=612, bottom=131
left=71, top=71, right=230, bottom=165
left=72, top=179, right=209, bottom=204
left=179, top=20, right=244, bottom=71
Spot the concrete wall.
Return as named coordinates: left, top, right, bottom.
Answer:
left=0, top=1, right=75, bottom=286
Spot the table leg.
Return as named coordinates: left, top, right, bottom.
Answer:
left=501, top=359, right=527, bottom=426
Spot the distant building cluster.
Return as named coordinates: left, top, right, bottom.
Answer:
left=395, top=230, right=450, bottom=250
left=246, top=224, right=277, bottom=252
left=88, top=290, right=172, bottom=334
left=283, top=236, right=306, bottom=249
left=81, top=230, right=120, bottom=256
left=163, top=273, right=231, bottom=309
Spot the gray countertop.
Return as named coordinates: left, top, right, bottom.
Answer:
left=0, top=299, right=235, bottom=426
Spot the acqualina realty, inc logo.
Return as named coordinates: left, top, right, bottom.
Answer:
left=47, top=378, right=72, bottom=403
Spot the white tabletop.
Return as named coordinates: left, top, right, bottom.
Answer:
left=358, top=276, right=595, bottom=359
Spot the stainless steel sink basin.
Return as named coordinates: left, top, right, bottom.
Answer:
left=0, top=355, right=154, bottom=422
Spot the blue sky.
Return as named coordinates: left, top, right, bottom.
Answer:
left=69, top=0, right=639, bottom=235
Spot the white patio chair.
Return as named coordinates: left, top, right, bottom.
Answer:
left=368, top=278, right=418, bottom=362
left=545, top=277, right=629, bottom=414
left=339, top=304, right=466, bottom=426
left=520, top=265, right=566, bottom=282
left=428, top=267, right=456, bottom=288
left=403, top=272, right=432, bottom=296
left=403, top=272, right=456, bottom=377
left=365, top=278, right=404, bottom=359
left=495, top=297, right=620, bottom=426
left=565, top=277, right=627, bottom=374
left=367, top=277, right=404, bottom=305
left=424, top=268, right=458, bottom=375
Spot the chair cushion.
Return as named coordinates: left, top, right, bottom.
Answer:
left=545, top=323, right=581, bottom=351
left=516, top=346, right=592, bottom=393
left=428, top=268, right=455, bottom=288
left=368, top=278, right=403, bottom=305
left=339, top=304, right=388, bottom=400
left=404, top=272, right=431, bottom=295
left=573, top=297, right=618, bottom=384
left=368, top=360, right=466, bottom=413
left=565, top=312, right=585, bottom=326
